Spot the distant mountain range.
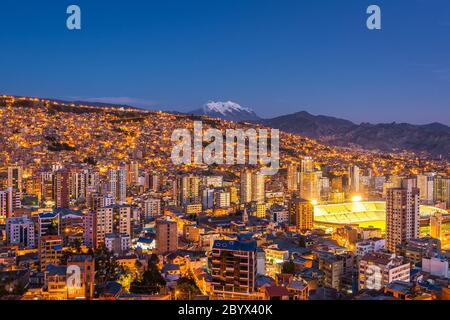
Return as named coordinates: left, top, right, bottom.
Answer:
left=189, top=101, right=261, bottom=122
left=189, top=102, right=450, bottom=158
left=260, top=111, right=450, bottom=159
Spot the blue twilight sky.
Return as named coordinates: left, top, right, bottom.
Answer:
left=0, top=0, right=450, bottom=124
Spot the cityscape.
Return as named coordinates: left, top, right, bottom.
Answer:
left=0, top=94, right=449, bottom=301
left=1, top=0, right=450, bottom=305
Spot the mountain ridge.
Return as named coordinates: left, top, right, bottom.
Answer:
left=2, top=94, right=449, bottom=159
left=189, top=101, right=261, bottom=122
left=260, top=111, right=450, bottom=158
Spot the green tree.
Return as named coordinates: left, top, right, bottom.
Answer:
left=148, top=253, right=159, bottom=266
left=117, top=271, right=133, bottom=293
left=94, top=246, right=124, bottom=284
left=0, top=277, right=27, bottom=298
left=175, top=277, right=201, bottom=300
left=281, top=260, right=296, bottom=275
left=130, top=255, right=166, bottom=294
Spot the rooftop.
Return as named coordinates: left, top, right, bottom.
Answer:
left=264, top=286, right=291, bottom=297
left=212, top=240, right=257, bottom=252
left=385, top=281, right=414, bottom=294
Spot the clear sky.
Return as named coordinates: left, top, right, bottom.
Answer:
left=1, top=0, right=450, bottom=124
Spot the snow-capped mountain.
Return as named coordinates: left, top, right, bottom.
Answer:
left=190, top=101, right=260, bottom=121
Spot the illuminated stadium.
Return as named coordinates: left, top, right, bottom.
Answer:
left=313, top=201, right=448, bottom=230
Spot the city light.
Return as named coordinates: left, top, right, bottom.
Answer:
left=1, top=1, right=450, bottom=306
left=0, top=78, right=449, bottom=304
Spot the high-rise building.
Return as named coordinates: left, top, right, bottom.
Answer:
left=301, top=157, right=314, bottom=173
left=389, top=175, right=405, bottom=188
left=288, top=198, right=314, bottom=231
left=385, top=187, right=420, bottom=253
left=299, top=171, right=322, bottom=202
left=202, top=188, right=215, bottom=209
left=298, top=157, right=321, bottom=201
left=287, top=164, right=298, bottom=192
left=7, top=165, right=23, bottom=191
left=255, top=203, right=266, bottom=218
left=83, top=211, right=96, bottom=249
left=383, top=181, right=395, bottom=198
left=229, top=186, right=239, bottom=204
left=430, top=212, right=443, bottom=240
left=211, top=239, right=257, bottom=299
left=434, top=177, right=450, bottom=208
left=39, top=235, right=63, bottom=271
left=6, top=216, right=35, bottom=248
left=69, top=169, right=88, bottom=201
left=95, top=205, right=132, bottom=247
left=108, top=167, right=127, bottom=204
left=105, top=233, right=130, bottom=254
left=86, top=170, right=100, bottom=191
left=240, top=169, right=253, bottom=204
left=214, top=190, right=231, bottom=208
left=126, top=161, right=139, bottom=186
left=203, top=175, right=223, bottom=188
left=348, top=165, right=360, bottom=193
left=401, top=178, right=417, bottom=191
left=38, top=212, right=60, bottom=237
left=59, top=210, right=84, bottom=247
left=319, top=253, right=354, bottom=292
left=251, top=172, right=265, bottom=204
left=239, top=169, right=265, bottom=205
left=155, top=219, right=177, bottom=254
left=331, top=177, right=343, bottom=192
left=0, top=187, right=14, bottom=218
left=40, top=171, right=54, bottom=204
left=417, top=174, right=434, bottom=204
left=143, top=198, right=161, bottom=219
left=320, top=176, right=331, bottom=201
left=358, top=252, right=410, bottom=291
left=144, top=173, right=160, bottom=192
left=54, top=169, right=70, bottom=209
left=176, top=175, right=200, bottom=206
left=359, top=176, right=371, bottom=197
left=88, top=192, right=113, bottom=211
left=24, top=175, right=41, bottom=199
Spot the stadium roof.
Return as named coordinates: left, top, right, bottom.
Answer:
left=314, top=201, right=447, bottom=226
